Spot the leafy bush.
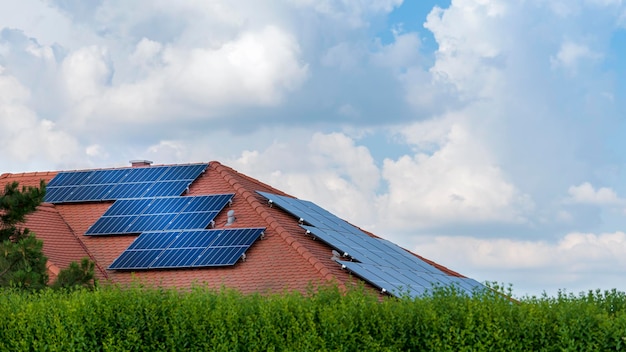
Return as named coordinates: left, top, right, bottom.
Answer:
left=0, top=284, right=624, bottom=351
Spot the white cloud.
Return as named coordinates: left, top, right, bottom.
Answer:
left=424, top=0, right=509, bottom=100
left=416, top=231, right=626, bottom=295
left=230, top=131, right=380, bottom=227
left=66, top=25, right=309, bottom=129
left=0, top=69, right=81, bottom=171
left=228, top=128, right=533, bottom=232
left=380, top=115, right=533, bottom=229
left=550, top=41, right=603, bottom=73
left=566, top=182, right=624, bottom=205
left=61, top=45, right=112, bottom=102
left=371, top=31, right=421, bottom=71
left=288, top=0, right=402, bottom=27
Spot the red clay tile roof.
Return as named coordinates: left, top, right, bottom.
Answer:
left=0, top=161, right=477, bottom=295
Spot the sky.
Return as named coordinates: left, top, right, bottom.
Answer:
left=1, top=0, right=625, bottom=298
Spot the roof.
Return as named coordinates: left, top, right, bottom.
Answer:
left=0, top=161, right=483, bottom=297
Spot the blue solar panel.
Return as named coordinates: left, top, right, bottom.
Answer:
left=109, top=228, right=265, bottom=270
left=160, top=164, right=207, bottom=181
left=143, top=180, right=190, bottom=198
left=258, top=191, right=483, bottom=298
left=47, top=171, right=92, bottom=187
left=258, top=191, right=359, bottom=233
left=122, top=166, right=167, bottom=183
left=131, top=214, right=178, bottom=232
left=81, top=169, right=128, bottom=185
left=127, top=231, right=179, bottom=250
left=109, top=250, right=162, bottom=270
left=142, top=197, right=190, bottom=215
left=106, top=199, right=153, bottom=216
left=105, top=182, right=152, bottom=199
left=193, top=246, right=246, bottom=267
left=169, top=230, right=219, bottom=248
left=44, top=186, right=77, bottom=203
left=86, top=194, right=233, bottom=235
left=151, top=248, right=205, bottom=268
left=44, top=163, right=208, bottom=203
left=166, top=212, right=217, bottom=230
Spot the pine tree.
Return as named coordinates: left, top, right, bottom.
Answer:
left=0, top=180, right=48, bottom=290
left=52, top=257, right=96, bottom=290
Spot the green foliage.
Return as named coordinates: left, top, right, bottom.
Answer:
left=0, top=234, right=49, bottom=290
left=0, top=180, right=46, bottom=242
left=52, top=258, right=96, bottom=291
left=0, top=284, right=625, bottom=351
left=0, top=180, right=48, bottom=290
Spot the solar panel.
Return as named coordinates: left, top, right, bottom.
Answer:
left=44, top=163, right=208, bottom=203
left=142, top=180, right=190, bottom=198
left=109, top=228, right=265, bottom=270
left=258, top=191, right=483, bottom=297
left=47, top=171, right=92, bottom=187
left=258, top=191, right=360, bottom=233
left=85, top=194, right=233, bottom=235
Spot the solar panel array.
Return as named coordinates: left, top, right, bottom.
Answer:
left=257, top=191, right=484, bottom=298
left=109, top=228, right=265, bottom=270
left=85, top=194, right=233, bottom=235
left=45, top=164, right=208, bottom=203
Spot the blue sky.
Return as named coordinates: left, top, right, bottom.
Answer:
left=1, top=0, right=625, bottom=297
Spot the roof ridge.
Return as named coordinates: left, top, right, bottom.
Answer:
left=0, top=171, right=57, bottom=178
left=41, top=204, right=109, bottom=280
left=211, top=161, right=343, bottom=288
left=32, top=162, right=209, bottom=174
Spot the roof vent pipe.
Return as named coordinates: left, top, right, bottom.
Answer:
left=226, top=210, right=236, bottom=226
left=130, top=160, right=153, bottom=168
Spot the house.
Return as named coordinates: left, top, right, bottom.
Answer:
left=0, top=161, right=483, bottom=297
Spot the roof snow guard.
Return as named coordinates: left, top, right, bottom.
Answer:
left=257, top=191, right=485, bottom=298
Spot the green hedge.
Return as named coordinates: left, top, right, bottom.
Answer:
left=1, top=283, right=625, bottom=351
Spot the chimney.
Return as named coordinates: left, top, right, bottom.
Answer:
left=130, top=160, right=153, bottom=168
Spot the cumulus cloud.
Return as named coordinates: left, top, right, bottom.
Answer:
left=61, top=25, right=309, bottom=131
left=289, top=0, right=402, bottom=27
left=230, top=131, right=381, bottom=227
left=550, top=41, right=603, bottom=73
left=380, top=115, right=533, bottom=229
left=566, top=182, right=624, bottom=205
left=416, top=231, right=626, bottom=295
left=0, top=67, right=81, bottom=171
